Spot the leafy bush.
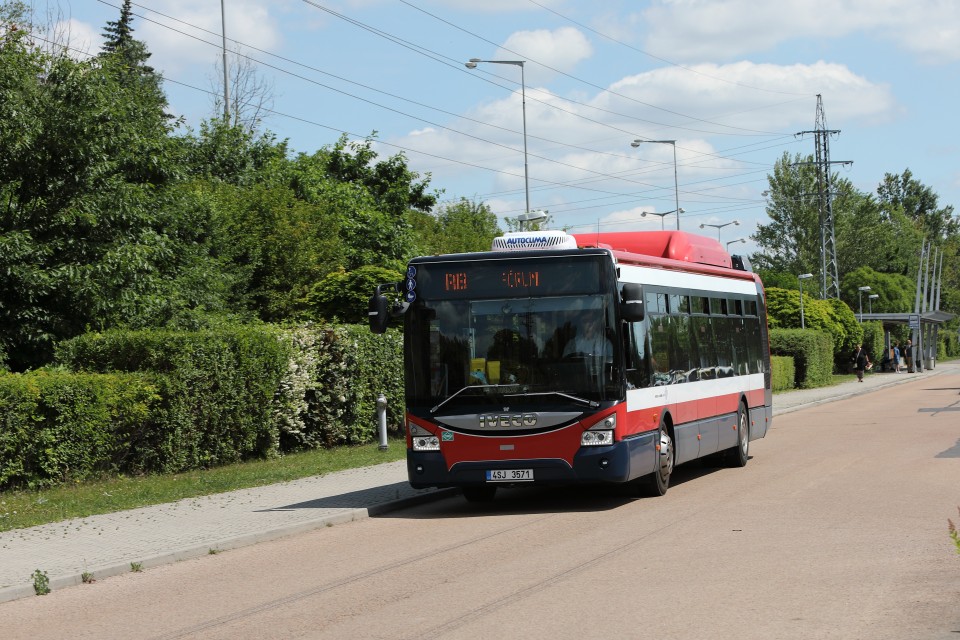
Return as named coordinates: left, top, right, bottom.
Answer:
left=766, top=287, right=865, bottom=372
left=770, top=355, right=795, bottom=391
left=2, top=323, right=405, bottom=489
left=55, top=326, right=290, bottom=472
left=297, top=325, right=403, bottom=448
left=0, top=370, right=159, bottom=490
left=859, top=320, right=885, bottom=368
left=770, top=328, right=834, bottom=388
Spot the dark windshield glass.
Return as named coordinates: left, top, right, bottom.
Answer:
left=405, top=292, right=621, bottom=412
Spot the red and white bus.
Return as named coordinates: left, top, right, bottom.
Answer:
left=369, top=229, right=772, bottom=501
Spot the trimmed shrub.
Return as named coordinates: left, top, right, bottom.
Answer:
left=2, top=323, right=406, bottom=489
left=766, top=288, right=863, bottom=369
left=0, top=370, right=159, bottom=490
left=770, top=355, right=795, bottom=391
left=770, top=328, right=834, bottom=388
left=55, top=326, right=291, bottom=472
left=295, top=325, right=404, bottom=448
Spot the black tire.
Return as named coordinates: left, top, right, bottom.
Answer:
left=638, top=420, right=673, bottom=497
left=722, top=403, right=750, bottom=468
left=462, top=485, right=497, bottom=503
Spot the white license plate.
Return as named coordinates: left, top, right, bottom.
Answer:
left=486, top=469, right=534, bottom=482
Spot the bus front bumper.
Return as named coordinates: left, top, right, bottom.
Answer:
left=407, top=432, right=657, bottom=489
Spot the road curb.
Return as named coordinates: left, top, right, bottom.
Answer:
left=772, top=368, right=949, bottom=418
left=0, top=487, right=459, bottom=605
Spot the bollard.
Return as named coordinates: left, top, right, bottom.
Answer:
left=377, top=393, right=389, bottom=451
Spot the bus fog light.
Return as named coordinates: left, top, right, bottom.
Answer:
left=413, top=436, right=440, bottom=451
left=599, top=458, right=609, bottom=469
left=581, top=430, right=614, bottom=446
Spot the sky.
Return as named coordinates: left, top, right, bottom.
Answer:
left=29, top=0, right=960, bottom=253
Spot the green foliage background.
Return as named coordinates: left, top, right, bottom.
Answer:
left=1, top=324, right=404, bottom=490
left=769, top=329, right=835, bottom=388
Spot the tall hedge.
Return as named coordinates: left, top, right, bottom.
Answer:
left=770, top=355, right=795, bottom=391
left=0, top=370, right=159, bottom=490
left=770, top=328, right=834, bottom=388
left=2, top=323, right=405, bottom=489
left=291, top=325, right=404, bottom=449
left=55, top=326, right=291, bottom=472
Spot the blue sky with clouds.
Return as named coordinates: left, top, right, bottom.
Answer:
left=38, top=0, right=960, bottom=250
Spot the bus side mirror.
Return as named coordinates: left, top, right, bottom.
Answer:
left=369, top=283, right=400, bottom=334
left=620, top=283, right=644, bottom=322
left=368, top=293, right=389, bottom=334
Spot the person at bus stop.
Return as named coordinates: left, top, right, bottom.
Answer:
left=892, top=342, right=901, bottom=373
left=904, top=339, right=913, bottom=373
left=850, top=343, right=871, bottom=382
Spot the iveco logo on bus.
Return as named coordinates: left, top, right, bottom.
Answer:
left=479, top=414, right=538, bottom=429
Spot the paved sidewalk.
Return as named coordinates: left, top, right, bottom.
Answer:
left=0, top=364, right=952, bottom=603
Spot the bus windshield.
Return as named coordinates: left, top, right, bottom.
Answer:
left=404, top=256, right=621, bottom=413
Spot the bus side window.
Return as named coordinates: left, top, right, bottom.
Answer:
left=625, top=321, right=651, bottom=389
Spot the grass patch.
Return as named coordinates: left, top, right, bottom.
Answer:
left=0, top=439, right=406, bottom=532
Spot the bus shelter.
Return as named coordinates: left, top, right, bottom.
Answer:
left=860, top=310, right=955, bottom=372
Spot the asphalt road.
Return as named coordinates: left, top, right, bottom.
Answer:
left=1, top=370, right=958, bottom=639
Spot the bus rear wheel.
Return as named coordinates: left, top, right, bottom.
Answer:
left=638, top=421, right=673, bottom=497
left=462, top=485, right=497, bottom=503
left=720, top=403, right=750, bottom=468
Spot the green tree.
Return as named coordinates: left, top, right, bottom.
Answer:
left=409, top=197, right=502, bottom=255
left=179, top=119, right=287, bottom=186
left=877, top=169, right=958, bottom=241
left=765, top=287, right=861, bottom=362
left=0, top=18, right=178, bottom=369
left=306, top=265, right=405, bottom=323
left=840, top=267, right=915, bottom=315
left=753, top=153, right=821, bottom=277
left=207, top=182, right=345, bottom=321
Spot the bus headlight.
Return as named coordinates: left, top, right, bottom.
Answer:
left=413, top=435, right=441, bottom=451
left=581, top=430, right=614, bottom=446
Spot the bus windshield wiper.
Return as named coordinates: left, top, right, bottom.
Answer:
left=503, top=390, right=599, bottom=408
left=430, top=384, right=521, bottom=414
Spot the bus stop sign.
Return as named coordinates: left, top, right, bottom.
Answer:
left=908, top=314, right=920, bottom=329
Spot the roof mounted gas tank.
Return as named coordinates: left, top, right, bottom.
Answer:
left=570, top=230, right=733, bottom=268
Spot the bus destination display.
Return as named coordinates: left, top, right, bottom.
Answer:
left=416, top=258, right=601, bottom=299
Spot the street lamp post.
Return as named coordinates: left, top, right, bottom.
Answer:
left=857, top=285, right=871, bottom=322
left=517, top=209, right=548, bottom=231
left=466, top=58, right=529, bottom=215
left=798, top=273, right=813, bottom=329
left=641, top=208, right=684, bottom=230
left=700, top=220, right=740, bottom=241
left=726, top=238, right=747, bottom=251
left=631, top=139, right=680, bottom=230
left=868, top=293, right=879, bottom=314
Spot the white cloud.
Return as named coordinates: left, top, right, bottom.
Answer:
left=604, top=60, right=898, bottom=131
left=566, top=207, right=670, bottom=233
left=55, top=18, right=101, bottom=57
left=638, top=0, right=960, bottom=64
left=136, top=0, right=283, bottom=74
left=407, top=0, right=568, bottom=12
left=496, top=27, right=593, bottom=83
